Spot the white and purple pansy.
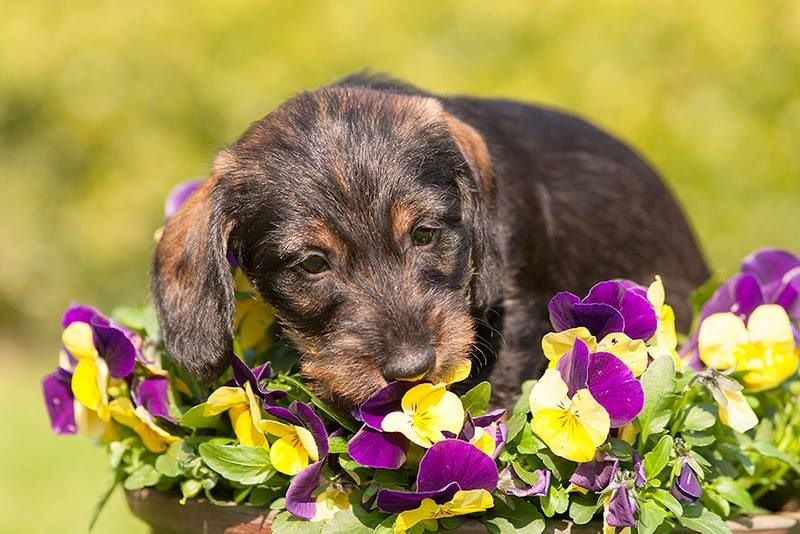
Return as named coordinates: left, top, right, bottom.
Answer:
left=376, top=439, right=499, bottom=532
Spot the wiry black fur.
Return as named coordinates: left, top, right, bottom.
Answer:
left=151, top=73, right=709, bottom=409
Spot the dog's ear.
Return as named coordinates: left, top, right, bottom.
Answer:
left=444, top=113, right=501, bottom=308
left=151, top=155, right=236, bottom=383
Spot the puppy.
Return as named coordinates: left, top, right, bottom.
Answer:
left=152, top=73, right=709, bottom=410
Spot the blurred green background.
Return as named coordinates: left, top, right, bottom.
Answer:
left=1, top=1, right=798, bottom=532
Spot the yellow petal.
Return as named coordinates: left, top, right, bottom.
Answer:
left=529, top=369, right=570, bottom=413
left=270, top=435, right=309, bottom=476
left=204, top=387, right=248, bottom=416
left=415, top=389, right=465, bottom=441
left=62, top=322, right=98, bottom=360
left=747, top=305, right=795, bottom=345
left=261, top=420, right=294, bottom=438
left=401, top=383, right=445, bottom=414
left=394, top=498, right=440, bottom=533
left=382, top=411, right=428, bottom=448
left=229, top=403, right=269, bottom=448
left=243, top=382, right=264, bottom=427
left=71, top=357, right=106, bottom=412
left=718, top=388, right=758, bottom=433
left=312, top=486, right=351, bottom=522
left=597, top=333, right=649, bottom=377
left=571, top=389, right=612, bottom=447
left=542, top=327, right=596, bottom=363
left=647, top=276, right=666, bottom=310
left=296, top=425, right=319, bottom=462
left=445, top=489, right=494, bottom=515
left=739, top=342, right=799, bottom=392
left=618, top=422, right=639, bottom=445
left=74, top=400, right=107, bottom=439
left=108, top=397, right=139, bottom=428
left=698, top=313, right=749, bottom=371
left=441, top=359, right=472, bottom=385
left=470, top=427, right=497, bottom=457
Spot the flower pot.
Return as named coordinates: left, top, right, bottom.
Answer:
left=126, top=489, right=800, bottom=534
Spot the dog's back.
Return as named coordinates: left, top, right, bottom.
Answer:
left=337, top=73, right=709, bottom=403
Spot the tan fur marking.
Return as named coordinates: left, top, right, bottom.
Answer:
left=443, top=114, right=494, bottom=200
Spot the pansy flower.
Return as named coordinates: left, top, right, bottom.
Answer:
left=164, top=179, right=203, bottom=219
left=376, top=440, right=498, bottom=533
left=569, top=453, right=620, bottom=492
left=262, top=401, right=328, bottom=476
left=458, top=409, right=507, bottom=458
left=698, top=304, right=799, bottom=391
left=202, top=357, right=286, bottom=448
left=108, top=397, right=179, bottom=453
left=498, top=466, right=551, bottom=497
left=348, top=364, right=470, bottom=469
left=285, top=461, right=353, bottom=521
left=530, top=340, right=644, bottom=462
left=696, top=370, right=758, bottom=433
left=604, top=483, right=638, bottom=530
left=671, top=459, right=702, bottom=503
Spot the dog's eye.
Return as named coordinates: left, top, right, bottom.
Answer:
left=411, top=226, right=437, bottom=246
left=299, top=254, right=329, bottom=274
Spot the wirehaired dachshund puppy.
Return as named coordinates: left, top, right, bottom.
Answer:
left=151, top=74, right=709, bottom=410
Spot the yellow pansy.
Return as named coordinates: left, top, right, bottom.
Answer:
left=394, top=489, right=494, bottom=533
left=109, top=397, right=179, bottom=453
left=529, top=369, right=610, bottom=463
left=699, top=304, right=799, bottom=391
left=260, top=419, right=319, bottom=476
left=62, top=322, right=111, bottom=422
left=203, top=382, right=269, bottom=447
left=233, top=269, right=275, bottom=354
left=381, top=383, right=465, bottom=448
left=645, top=276, right=682, bottom=371
left=542, top=327, right=648, bottom=377
left=469, top=427, right=498, bottom=457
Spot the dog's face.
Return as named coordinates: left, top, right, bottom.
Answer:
left=152, top=87, right=498, bottom=409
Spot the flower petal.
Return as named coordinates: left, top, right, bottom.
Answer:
left=548, top=291, right=581, bottom=331
left=203, top=386, right=248, bottom=416
left=135, top=376, right=174, bottom=422
left=718, top=388, right=758, bottom=433
left=229, top=404, right=268, bottom=448
left=556, top=339, right=590, bottom=397
left=271, top=434, right=309, bottom=476
left=42, top=372, right=77, bottom=434
left=606, top=485, right=638, bottom=527
left=357, top=381, right=415, bottom=430
left=62, top=304, right=102, bottom=328
left=415, top=439, right=499, bottom=493
left=376, top=482, right=459, bottom=513
left=164, top=179, right=203, bottom=219
left=746, top=304, right=795, bottom=345
left=348, top=426, right=408, bottom=469
left=584, top=281, right=657, bottom=340
left=382, top=411, right=428, bottom=448
left=393, top=498, right=442, bottom=532
left=62, top=322, right=99, bottom=361
left=91, top=320, right=137, bottom=378
left=542, top=327, right=596, bottom=363
left=587, top=352, right=644, bottom=427
left=698, top=313, right=749, bottom=371
left=499, top=466, right=551, bottom=497
left=596, top=332, right=649, bottom=377
left=672, top=462, right=702, bottom=503
left=529, top=369, right=570, bottom=413
left=742, top=248, right=800, bottom=288
left=570, top=455, right=619, bottom=492
left=285, top=460, right=325, bottom=520
left=572, top=303, right=625, bottom=340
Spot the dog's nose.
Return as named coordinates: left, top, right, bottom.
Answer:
left=382, top=345, right=437, bottom=382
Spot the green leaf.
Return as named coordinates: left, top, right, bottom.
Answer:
left=517, top=424, right=545, bottom=455
left=460, top=381, right=491, bottom=416
left=89, top=475, right=120, bottom=531
left=198, top=443, right=275, bottom=485
left=111, top=305, right=161, bottom=339
left=123, top=464, right=161, bottom=490
left=638, top=501, right=668, bottom=534
left=154, top=441, right=184, bottom=477
left=180, top=403, right=228, bottom=431
left=568, top=494, right=601, bottom=525
left=635, top=356, right=677, bottom=444
left=650, top=489, right=683, bottom=518
left=682, top=431, right=716, bottom=447
left=700, top=489, right=730, bottom=519
left=747, top=442, right=800, bottom=474
left=644, top=434, right=673, bottom=480
left=180, top=479, right=203, bottom=503
left=438, top=516, right=465, bottom=530
left=485, top=497, right=545, bottom=534
left=279, top=375, right=359, bottom=432
left=683, top=403, right=717, bottom=431
left=321, top=508, right=376, bottom=534
left=505, top=412, right=528, bottom=443
left=271, top=511, right=324, bottom=534
left=540, top=484, right=569, bottom=517
left=511, top=380, right=535, bottom=418
left=328, top=436, right=349, bottom=454
left=714, top=477, right=755, bottom=512
left=678, top=503, right=731, bottom=534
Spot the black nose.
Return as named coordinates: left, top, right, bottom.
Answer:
left=382, top=345, right=437, bottom=382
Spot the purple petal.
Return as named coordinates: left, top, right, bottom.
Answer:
left=231, top=357, right=287, bottom=404
left=618, top=279, right=648, bottom=298
left=606, top=485, right=638, bottom=527
left=584, top=281, right=657, bottom=340
left=348, top=427, right=408, bottom=469
left=633, top=451, right=647, bottom=487
left=548, top=292, right=580, bottom=331
left=587, top=352, right=644, bottom=427
left=742, top=248, right=800, bottom=287
left=570, top=454, right=619, bottom=492
left=61, top=304, right=103, bottom=328
left=572, top=303, right=626, bottom=340
left=285, top=460, right=325, bottom=520
left=774, top=267, right=800, bottom=320
left=377, top=482, right=459, bottom=514
left=357, top=381, right=415, bottom=430
left=42, top=372, right=77, bottom=435
left=416, top=439, right=499, bottom=493
left=91, top=320, right=136, bottom=378
left=135, top=376, right=175, bottom=422
left=499, top=466, right=551, bottom=497
left=671, top=462, right=702, bottom=503
left=471, top=408, right=507, bottom=428
left=556, top=339, right=590, bottom=397
left=289, top=401, right=329, bottom=459
left=164, top=179, right=203, bottom=219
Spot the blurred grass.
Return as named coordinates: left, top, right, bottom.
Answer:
left=1, top=1, right=798, bottom=532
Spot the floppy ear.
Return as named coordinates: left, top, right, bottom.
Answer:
left=444, top=113, right=501, bottom=309
left=151, top=162, right=235, bottom=383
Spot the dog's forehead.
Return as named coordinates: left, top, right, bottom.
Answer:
left=227, top=88, right=463, bottom=230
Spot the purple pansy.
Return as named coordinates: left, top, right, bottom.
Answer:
left=557, top=339, right=644, bottom=427
left=347, top=381, right=415, bottom=469
left=606, top=484, right=638, bottom=528
left=671, top=461, right=702, bottom=503
left=229, top=356, right=287, bottom=406
left=376, top=439, right=499, bottom=514
left=684, top=248, right=800, bottom=367
left=133, top=376, right=174, bottom=423
left=632, top=451, right=647, bottom=488
left=498, top=466, right=551, bottom=497
left=570, top=453, right=620, bottom=492
left=42, top=367, right=78, bottom=434
left=62, top=304, right=141, bottom=378
left=164, top=179, right=203, bottom=219
left=459, top=409, right=508, bottom=458
left=265, top=401, right=329, bottom=460
left=549, top=280, right=658, bottom=341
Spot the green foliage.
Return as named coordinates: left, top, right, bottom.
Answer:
left=460, top=381, right=492, bottom=416
left=197, top=443, right=275, bottom=485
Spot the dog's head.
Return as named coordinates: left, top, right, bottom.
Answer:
left=152, top=87, right=499, bottom=409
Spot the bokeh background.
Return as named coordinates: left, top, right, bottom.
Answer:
left=2, top=1, right=799, bottom=532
